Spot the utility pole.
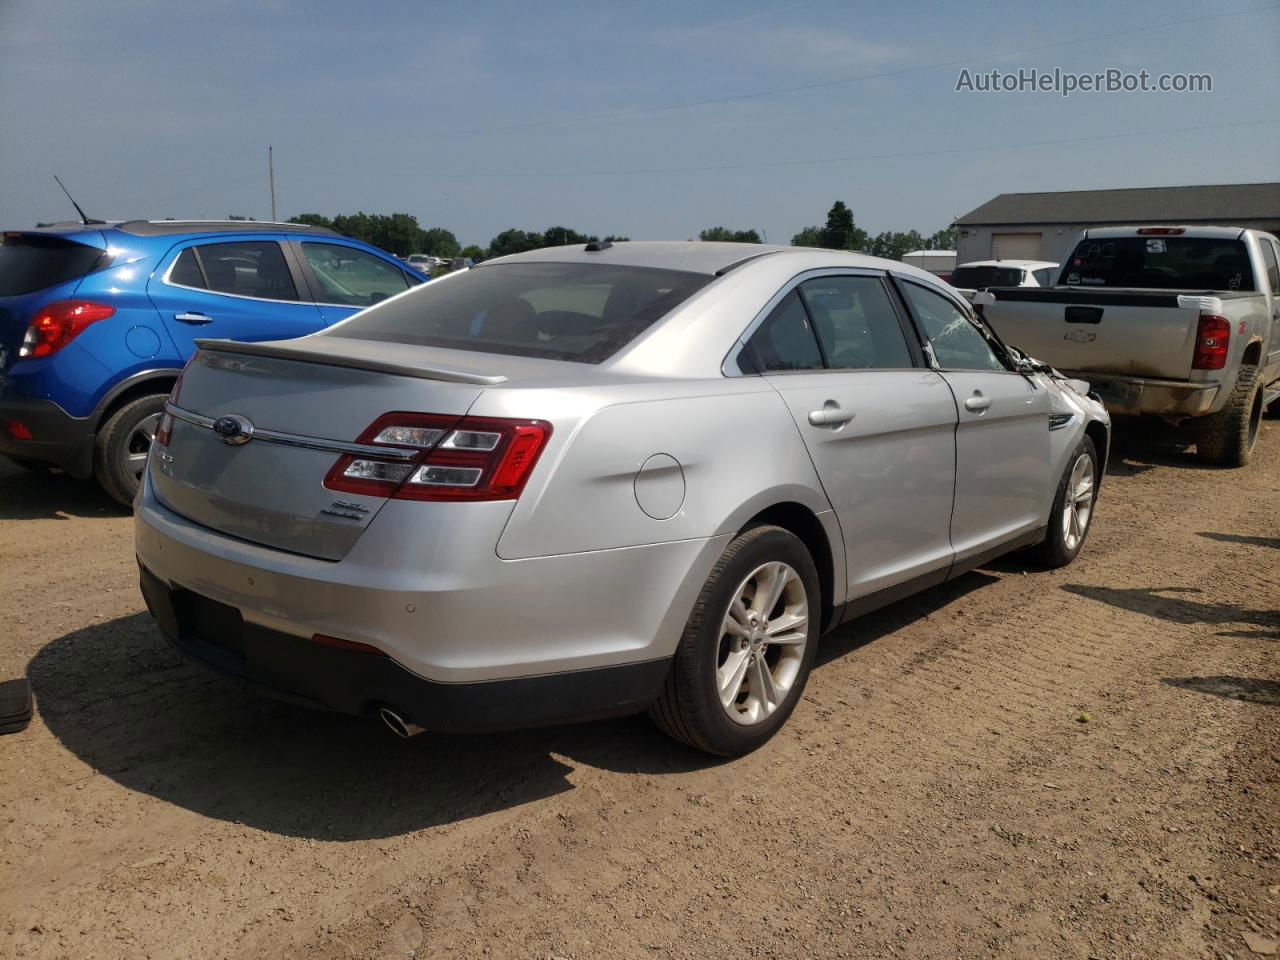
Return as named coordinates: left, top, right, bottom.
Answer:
left=268, top=145, right=277, bottom=221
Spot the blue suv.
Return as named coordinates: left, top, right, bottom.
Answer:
left=0, top=220, right=427, bottom=503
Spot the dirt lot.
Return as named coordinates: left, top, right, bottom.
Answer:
left=1, top=423, right=1277, bottom=960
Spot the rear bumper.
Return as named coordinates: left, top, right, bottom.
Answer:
left=139, top=561, right=670, bottom=731
left=1064, top=372, right=1221, bottom=417
left=0, top=395, right=95, bottom=476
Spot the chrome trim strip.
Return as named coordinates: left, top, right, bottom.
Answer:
left=163, top=402, right=419, bottom=460
left=1048, top=412, right=1077, bottom=431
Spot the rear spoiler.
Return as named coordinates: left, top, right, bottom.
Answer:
left=194, top=337, right=509, bottom=386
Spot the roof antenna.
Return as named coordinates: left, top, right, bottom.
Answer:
left=53, top=175, right=105, bottom=225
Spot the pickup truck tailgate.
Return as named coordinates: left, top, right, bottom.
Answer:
left=983, top=288, right=1199, bottom=379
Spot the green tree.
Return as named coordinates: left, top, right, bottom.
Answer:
left=925, top=227, right=957, bottom=250
left=699, top=226, right=761, bottom=243
left=868, top=229, right=925, bottom=261
left=791, top=225, right=824, bottom=247
left=227, top=214, right=256, bottom=221
left=602, top=235, right=630, bottom=243
left=541, top=225, right=594, bottom=247
left=459, top=244, right=485, bottom=262
left=820, top=201, right=868, bottom=252
left=288, top=213, right=333, bottom=230
left=488, top=229, right=544, bottom=258
left=420, top=227, right=460, bottom=257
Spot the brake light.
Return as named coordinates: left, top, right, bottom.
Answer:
left=18, top=301, right=115, bottom=358
left=153, top=369, right=187, bottom=448
left=1192, top=314, right=1230, bottom=370
left=6, top=420, right=32, bottom=440
left=324, top=412, right=552, bottom=501
left=1136, top=227, right=1185, bottom=236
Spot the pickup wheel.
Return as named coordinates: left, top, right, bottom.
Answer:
left=649, top=525, right=820, bottom=757
left=94, top=394, right=166, bottom=507
left=1196, top=365, right=1262, bottom=467
left=1035, top=435, right=1099, bottom=569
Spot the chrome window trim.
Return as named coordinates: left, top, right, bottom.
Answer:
left=160, top=244, right=307, bottom=306
left=722, top=267, right=912, bottom=377
left=164, top=402, right=420, bottom=461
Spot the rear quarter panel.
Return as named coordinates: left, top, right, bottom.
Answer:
left=482, top=379, right=836, bottom=564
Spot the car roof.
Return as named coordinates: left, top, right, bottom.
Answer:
left=484, top=240, right=918, bottom=277
left=113, top=219, right=341, bottom=238
left=958, top=259, right=1058, bottom=269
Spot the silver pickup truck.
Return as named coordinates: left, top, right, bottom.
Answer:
left=976, top=226, right=1280, bottom=466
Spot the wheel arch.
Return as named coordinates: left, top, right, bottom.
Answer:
left=741, top=501, right=840, bottom=632
left=91, top=369, right=179, bottom=435
left=1083, top=419, right=1110, bottom=485
left=1241, top=338, right=1263, bottom=368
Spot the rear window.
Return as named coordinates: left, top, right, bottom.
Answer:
left=1062, top=236, right=1255, bottom=291
left=326, top=262, right=713, bottom=363
left=949, top=266, right=1025, bottom=288
left=0, top=233, right=108, bottom=297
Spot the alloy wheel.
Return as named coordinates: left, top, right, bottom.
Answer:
left=716, top=560, right=809, bottom=726
left=1062, top=452, right=1095, bottom=552
left=123, top=412, right=161, bottom=481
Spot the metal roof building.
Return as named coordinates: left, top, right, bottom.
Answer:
left=951, top=182, right=1280, bottom=266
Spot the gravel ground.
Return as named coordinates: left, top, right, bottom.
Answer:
left=1, top=421, right=1277, bottom=960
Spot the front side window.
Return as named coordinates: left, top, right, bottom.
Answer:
left=798, top=276, right=912, bottom=369
left=899, top=280, right=1006, bottom=372
left=745, top=290, right=824, bottom=372
left=327, top=261, right=712, bottom=363
left=302, top=243, right=411, bottom=307
left=174, top=241, right=298, bottom=301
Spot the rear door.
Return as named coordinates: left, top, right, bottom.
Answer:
left=895, top=277, right=1051, bottom=561
left=290, top=239, right=420, bottom=326
left=746, top=272, right=958, bottom=600
left=148, top=236, right=325, bottom=359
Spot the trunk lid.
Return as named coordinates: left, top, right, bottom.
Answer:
left=982, top=288, right=1202, bottom=379
left=151, top=341, right=488, bottom=560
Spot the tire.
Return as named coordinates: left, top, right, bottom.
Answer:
left=93, top=394, right=166, bottom=506
left=1196, top=365, right=1263, bottom=467
left=1035, top=435, right=1099, bottom=569
left=649, top=525, right=821, bottom=757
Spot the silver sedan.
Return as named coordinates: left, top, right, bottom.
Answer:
left=135, top=241, right=1109, bottom=756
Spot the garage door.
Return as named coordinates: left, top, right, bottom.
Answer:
left=991, top=233, right=1043, bottom=260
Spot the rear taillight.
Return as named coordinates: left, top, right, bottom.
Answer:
left=5, top=420, right=32, bottom=440
left=153, top=371, right=186, bottom=448
left=18, top=301, right=115, bottom=358
left=1192, top=314, right=1230, bottom=370
left=324, top=413, right=552, bottom=502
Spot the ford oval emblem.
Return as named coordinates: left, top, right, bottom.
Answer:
left=213, top=414, right=254, bottom=445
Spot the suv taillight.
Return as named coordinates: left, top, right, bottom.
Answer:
left=1192, top=314, right=1230, bottom=370
left=324, top=412, right=552, bottom=502
left=19, top=300, right=115, bottom=358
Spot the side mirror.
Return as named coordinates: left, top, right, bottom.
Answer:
left=971, top=290, right=996, bottom=308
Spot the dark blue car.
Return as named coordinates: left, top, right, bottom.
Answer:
left=0, top=220, right=427, bottom=503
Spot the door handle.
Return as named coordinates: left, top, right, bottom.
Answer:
left=808, top=403, right=855, bottom=427
left=174, top=312, right=213, bottom=325
left=964, top=395, right=992, bottom=413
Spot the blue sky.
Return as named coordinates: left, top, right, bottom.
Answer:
left=1, top=0, right=1277, bottom=247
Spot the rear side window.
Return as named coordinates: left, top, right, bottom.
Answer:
left=172, top=241, right=298, bottom=301
left=302, top=243, right=412, bottom=307
left=1062, top=236, right=1255, bottom=291
left=798, top=276, right=912, bottom=369
left=0, top=233, right=108, bottom=296
left=328, top=262, right=713, bottom=363
left=1260, top=240, right=1280, bottom=295
left=747, top=290, right=824, bottom=372
left=1032, top=267, right=1056, bottom=287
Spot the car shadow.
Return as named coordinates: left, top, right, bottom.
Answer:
left=1062, top=583, right=1280, bottom=641
left=0, top=460, right=128, bottom=521
left=28, top=569, right=1013, bottom=840
left=1161, top=676, right=1280, bottom=707
left=1198, top=531, right=1280, bottom=550
left=1103, top=421, right=1204, bottom=476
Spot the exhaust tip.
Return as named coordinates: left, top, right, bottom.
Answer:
left=378, top=706, right=424, bottom=739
